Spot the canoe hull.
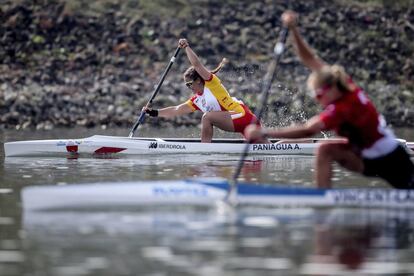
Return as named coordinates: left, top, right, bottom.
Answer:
left=5, top=135, right=320, bottom=157
left=6, top=135, right=413, bottom=157
left=22, top=178, right=414, bottom=211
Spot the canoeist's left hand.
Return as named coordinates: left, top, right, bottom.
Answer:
left=178, top=38, right=189, bottom=49
left=142, top=106, right=158, bottom=117
left=281, top=10, right=298, bottom=29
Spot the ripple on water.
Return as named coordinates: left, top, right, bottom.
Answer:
left=141, top=247, right=172, bottom=260
left=0, top=189, right=12, bottom=194
left=0, top=240, right=19, bottom=250
left=240, top=237, right=275, bottom=248
left=84, top=257, right=109, bottom=270
left=0, top=264, right=21, bottom=276
left=0, top=217, right=14, bottom=225
left=179, top=239, right=234, bottom=252
left=0, top=251, right=25, bottom=262
left=242, top=216, right=279, bottom=228
left=224, top=257, right=292, bottom=271
left=53, top=266, right=89, bottom=276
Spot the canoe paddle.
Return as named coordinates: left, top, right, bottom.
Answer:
left=128, top=47, right=181, bottom=138
left=225, top=27, right=289, bottom=205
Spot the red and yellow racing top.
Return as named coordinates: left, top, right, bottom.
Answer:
left=185, top=74, right=245, bottom=119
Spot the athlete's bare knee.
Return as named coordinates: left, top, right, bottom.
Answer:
left=201, top=112, right=209, bottom=120
left=201, top=113, right=212, bottom=124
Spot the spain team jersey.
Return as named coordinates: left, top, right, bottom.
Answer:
left=319, top=83, right=398, bottom=158
left=185, top=74, right=245, bottom=118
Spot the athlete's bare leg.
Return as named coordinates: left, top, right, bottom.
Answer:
left=201, top=111, right=234, bottom=143
left=316, top=143, right=364, bottom=188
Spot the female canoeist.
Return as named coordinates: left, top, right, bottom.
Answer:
left=246, top=11, right=414, bottom=189
left=144, top=38, right=259, bottom=143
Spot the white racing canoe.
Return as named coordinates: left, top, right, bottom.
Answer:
left=5, top=135, right=414, bottom=157
left=5, top=135, right=329, bottom=157
left=22, top=178, right=414, bottom=211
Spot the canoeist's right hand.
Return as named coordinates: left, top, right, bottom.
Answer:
left=178, top=38, right=189, bottom=49
left=142, top=107, right=158, bottom=117
left=281, top=10, right=298, bottom=29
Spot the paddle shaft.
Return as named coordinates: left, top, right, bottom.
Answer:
left=227, top=27, right=289, bottom=202
left=128, top=47, right=181, bottom=138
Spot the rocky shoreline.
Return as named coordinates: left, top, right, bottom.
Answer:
left=1, top=0, right=413, bottom=130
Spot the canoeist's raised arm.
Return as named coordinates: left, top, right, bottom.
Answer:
left=282, top=11, right=326, bottom=72
left=178, top=38, right=212, bottom=81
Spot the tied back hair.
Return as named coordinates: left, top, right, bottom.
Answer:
left=184, top=58, right=228, bottom=81
left=211, top=57, right=227, bottom=74
left=307, top=64, right=352, bottom=93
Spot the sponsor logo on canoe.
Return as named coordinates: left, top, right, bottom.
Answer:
left=56, top=141, right=66, bottom=146
left=149, top=142, right=158, bottom=149
left=159, top=144, right=186, bottom=150
left=152, top=186, right=208, bottom=197
left=57, top=140, right=80, bottom=153
left=328, top=189, right=414, bottom=204
left=252, top=143, right=300, bottom=151
left=56, top=140, right=83, bottom=147
left=148, top=142, right=186, bottom=150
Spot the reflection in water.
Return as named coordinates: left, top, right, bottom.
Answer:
left=22, top=207, right=414, bottom=275
left=0, top=192, right=24, bottom=276
left=304, top=209, right=414, bottom=275
left=2, top=154, right=316, bottom=187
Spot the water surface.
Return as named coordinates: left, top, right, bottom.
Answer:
left=1, top=127, right=413, bottom=276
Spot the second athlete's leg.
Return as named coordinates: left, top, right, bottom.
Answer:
left=316, top=143, right=364, bottom=188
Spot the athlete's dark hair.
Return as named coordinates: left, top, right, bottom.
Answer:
left=183, top=58, right=227, bottom=82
